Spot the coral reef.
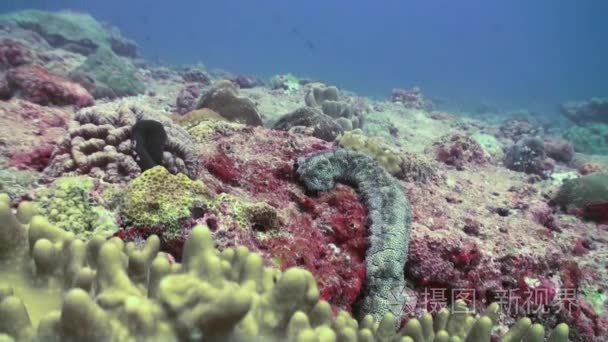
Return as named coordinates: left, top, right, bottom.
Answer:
left=179, top=65, right=210, bottom=84
left=270, top=73, right=300, bottom=92
left=0, top=198, right=570, bottom=341
left=498, top=118, right=540, bottom=143
left=0, top=167, right=39, bottom=200
left=4, top=65, right=94, bottom=107
left=305, top=84, right=363, bottom=130
left=544, top=138, right=575, bottom=163
left=0, top=100, right=71, bottom=173
left=338, top=129, right=439, bottom=183
left=554, top=172, right=608, bottom=223
left=0, top=10, right=137, bottom=57
left=391, top=87, right=432, bottom=110
left=0, top=38, right=32, bottom=68
left=172, top=108, right=228, bottom=129
left=232, top=74, right=261, bottom=89
left=71, top=46, right=145, bottom=98
left=296, top=149, right=412, bottom=323
left=274, top=106, right=344, bottom=142
left=175, top=83, right=203, bottom=114
left=120, top=166, right=210, bottom=232
left=196, top=80, right=263, bottom=126
left=35, top=176, right=118, bottom=239
left=504, top=137, right=554, bottom=178
left=471, top=132, right=505, bottom=160
left=561, top=98, right=608, bottom=125
left=1, top=8, right=606, bottom=341
left=431, top=134, right=490, bottom=170
left=43, top=101, right=199, bottom=182
left=563, top=124, right=608, bottom=155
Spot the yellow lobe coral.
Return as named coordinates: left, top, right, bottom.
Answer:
left=0, top=194, right=571, bottom=341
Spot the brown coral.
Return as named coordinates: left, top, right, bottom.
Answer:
left=43, top=100, right=199, bottom=182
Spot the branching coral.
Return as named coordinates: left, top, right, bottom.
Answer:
left=0, top=194, right=570, bottom=341
left=296, top=149, right=412, bottom=323
left=43, top=100, right=199, bottom=182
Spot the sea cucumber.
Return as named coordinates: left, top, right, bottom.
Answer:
left=296, top=148, right=412, bottom=322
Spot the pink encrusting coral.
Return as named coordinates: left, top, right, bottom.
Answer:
left=1, top=10, right=608, bottom=340
left=0, top=38, right=32, bottom=67
left=118, top=123, right=369, bottom=313
left=5, top=65, right=94, bottom=107
left=0, top=99, right=70, bottom=170
left=391, top=86, right=432, bottom=110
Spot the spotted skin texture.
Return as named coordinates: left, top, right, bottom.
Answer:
left=296, top=149, right=412, bottom=323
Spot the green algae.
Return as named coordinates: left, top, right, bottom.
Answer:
left=0, top=10, right=122, bottom=55
left=581, top=286, right=606, bottom=315
left=74, top=46, right=144, bottom=97
left=0, top=168, right=39, bottom=200
left=471, top=132, right=504, bottom=160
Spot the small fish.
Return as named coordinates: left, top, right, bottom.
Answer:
left=272, top=13, right=282, bottom=25
left=304, top=40, right=316, bottom=51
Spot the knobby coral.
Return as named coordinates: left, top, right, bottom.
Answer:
left=43, top=101, right=199, bottom=182
left=120, top=166, right=210, bottom=232
left=338, top=129, right=438, bottom=183
left=296, top=149, right=412, bottom=323
left=0, top=194, right=570, bottom=341
left=305, top=84, right=363, bottom=130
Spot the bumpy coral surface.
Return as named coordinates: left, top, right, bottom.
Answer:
left=561, top=98, right=608, bottom=125
left=1, top=9, right=608, bottom=341
left=196, top=80, right=263, bottom=126
left=0, top=100, right=70, bottom=171
left=274, top=106, right=344, bottom=142
left=0, top=38, right=32, bottom=68
left=120, top=166, right=210, bottom=232
left=297, top=149, right=412, bottom=323
left=0, top=10, right=137, bottom=57
left=43, top=100, right=199, bottom=182
left=5, top=65, right=94, bottom=107
left=73, top=46, right=145, bottom=98
left=0, top=195, right=571, bottom=342
left=35, top=176, right=118, bottom=239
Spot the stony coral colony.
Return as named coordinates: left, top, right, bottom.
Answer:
left=1, top=8, right=608, bottom=342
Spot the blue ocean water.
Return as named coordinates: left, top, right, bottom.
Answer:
left=2, top=0, right=607, bottom=115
